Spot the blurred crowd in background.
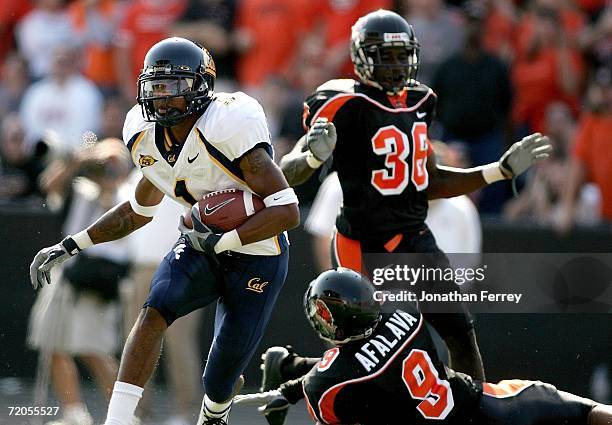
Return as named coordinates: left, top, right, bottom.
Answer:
left=0, top=0, right=610, bottom=226
left=1, top=1, right=610, bottom=424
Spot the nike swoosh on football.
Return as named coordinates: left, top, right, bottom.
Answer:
left=204, top=198, right=236, bottom=216
left=416, top=111, right=427, bottom=119
left=187, top=153, right=199, bottom=163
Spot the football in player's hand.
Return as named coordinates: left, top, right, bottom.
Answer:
left=184, top=188, right=264, bottom=232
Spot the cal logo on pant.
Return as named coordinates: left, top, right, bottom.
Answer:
left=246, top=277, right=268, bottom=293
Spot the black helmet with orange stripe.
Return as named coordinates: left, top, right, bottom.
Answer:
left=350, top=9, right=420, bottom=94
left=304, top=268, right=382, bottom=345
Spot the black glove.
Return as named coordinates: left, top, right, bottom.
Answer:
left=178, top=208, right=222, bottom=256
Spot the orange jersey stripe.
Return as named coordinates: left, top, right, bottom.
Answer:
left=334, top=231, right=363, bottom=274
left=482, top=380, right=535, bottom=398
left=384, top=233, right=404, bottom=253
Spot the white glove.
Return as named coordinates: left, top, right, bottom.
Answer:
left=306, top=117, right=337, bottom=163
left=29, top=237, right=80, bottom=289
left=234, top=390, right=290, bottom=425
left=234, top=389, right=283, bottom=407
left=499, top=133, right=552, bottom=178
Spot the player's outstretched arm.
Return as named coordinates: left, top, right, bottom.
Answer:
left=280, top=118, right=336, bottom=186
left=87, top=176, right=162, bottom=244
left=279, top=136, right=315, bottom=185
left=234, top=376, right=306, bottom=424
left=444, top=328, right=486, bottom=381
left=29, top=176, right=163, bottom=289
left=427, top=133, right=552, bottom=199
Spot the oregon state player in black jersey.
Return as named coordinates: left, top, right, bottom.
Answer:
left=280, top=9, right=552, bottom=382
left=234, top=269, right=611, bottom=425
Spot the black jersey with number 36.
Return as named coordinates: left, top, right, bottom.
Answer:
left=303, top=79, right=437, bottom=242
left=302, top=307, right=481, bottom=425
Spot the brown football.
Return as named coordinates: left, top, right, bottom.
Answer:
left=183, top=188, right=264, bottom=232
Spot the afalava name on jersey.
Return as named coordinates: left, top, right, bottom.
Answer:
left=355, top=310, right=419, bottom=372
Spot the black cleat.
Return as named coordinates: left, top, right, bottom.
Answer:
left=200, top=419, right=227, bottom=425
left=259, top=346, right=296, bottom=425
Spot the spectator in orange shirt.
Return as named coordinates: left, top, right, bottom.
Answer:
left=575, top=0, right=606, bottom=16
left=511, top=5, right=585, bottom=134
left=68, top=0, right=125, bottom=95
left=556, top=69, right=612, bottom=233
left=0, top=0, right=31, bottom=60
left=318, top=0, right=391, bottom=79
left=113, top=0, right=187, bottom=101
left=481, top=0, right=517, bottom=62
left=514, top=0, right=586, bottom=55
left=234, top=0, right=317, bottom=91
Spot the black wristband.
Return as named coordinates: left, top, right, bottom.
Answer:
left=203, top=233, right=222, bottom=255
left=61, top=236, right=80, bottom=256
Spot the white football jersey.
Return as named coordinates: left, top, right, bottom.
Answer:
left=123, top=91, right=287, bottom=256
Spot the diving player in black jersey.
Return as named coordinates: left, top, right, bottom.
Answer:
left=235, top=269, right=611, bottom=425
left=280, top=9, right=552, bottom=382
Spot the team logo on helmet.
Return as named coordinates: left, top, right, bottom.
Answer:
left=203, top=48, right=217, bottom=78
left=314, top=299, right=337, bottom=335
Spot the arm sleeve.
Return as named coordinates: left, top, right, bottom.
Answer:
left=305, top=172, right=343, bottom=237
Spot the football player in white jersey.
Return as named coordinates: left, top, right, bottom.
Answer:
left=29, top=37, right=300, bottom=425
